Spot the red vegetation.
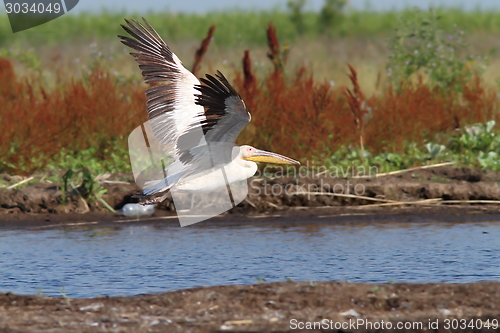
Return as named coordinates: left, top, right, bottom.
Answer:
left=192, top=25, right=216, bottom=76
left=344, top=64, right=368, bottom=156
left=365, top=78, right=499, bottom=153
left=0, top=58, right=146, bottom=174
left=235, top=52, right=353, bottom=161
left=1, top=24, right=499, bottom=175
left=242, top=50, right=256, bottom=91
left=266, top=23, right=288, bottom=74
left=235, top=62, right=500, bottom=162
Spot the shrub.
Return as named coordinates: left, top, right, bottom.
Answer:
left=386, top=9, right=487, bottom=92
left=0, top=58, right=146, bottom=174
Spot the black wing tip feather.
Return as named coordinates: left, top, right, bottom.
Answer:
left=194, top=70, right=247, bottom=134
left=118, top=17, right=147, bottom=41
left=215, top=70, right=239, bottom=96
left=117, top=17, right=168, bottom=53
left=118, top=17, right=179, bottom=77
left=196, top=71, right=240, bottom=99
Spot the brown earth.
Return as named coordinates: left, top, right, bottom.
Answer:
left=1, top=281, right=500, bottom=332
left=1, top=165, right=500, bottom=219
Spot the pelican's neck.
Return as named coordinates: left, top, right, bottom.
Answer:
left=236, top=157, right=258, bottom=178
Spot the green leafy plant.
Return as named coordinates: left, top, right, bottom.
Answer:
left=0, top=47, right=41, bottom=73
left=49, top=145, right=131, bottom=175
left=424, top=142, right=446, bottom=160
left=386, top=9, right=486, bottom=91
left=478, top=151, right=500, bottom=170
left=61, top=167, right=115, bottom=212
left=446, top=120, right=500, bottom=170
left=449, top=120, right=497, bottom=153
left=287, top=0, right=307, bottom=35
left=325, top=120, right=500, bottom=174
left=318, top=0, right=348, bottom=34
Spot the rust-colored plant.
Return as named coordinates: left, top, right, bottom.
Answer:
left=192, top=25, right=216, bottom=76
left=0, top=58, right=146, bottom=174
left=266, top=23, right=288, bottom=75
left=233, top=26, right=500, bottom=164
left=242, top=50, right=255, bottom=91
left=235, top=65, right=354, bottom=163
left=344, top=64, right=368, bottom=159
left=364, top=77, right=500, bottom=153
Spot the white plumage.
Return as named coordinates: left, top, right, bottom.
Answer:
left=119, top=18, right=299, bottom=204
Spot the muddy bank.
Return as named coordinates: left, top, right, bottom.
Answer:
left=1, top=281, right=499, bottom=332
left=2, top=166, right=500, bottom=221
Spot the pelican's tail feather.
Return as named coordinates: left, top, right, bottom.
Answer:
left=135, top=192, right=171, bottom=205
left=141, top=169, right=184, bottom=196
left=142, top=178, right=170, bottom=196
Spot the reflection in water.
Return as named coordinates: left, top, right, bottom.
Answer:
left=0, top=221, right=499, bottom=298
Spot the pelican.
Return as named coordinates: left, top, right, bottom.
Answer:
left=119, top=18, right=299, bottom=204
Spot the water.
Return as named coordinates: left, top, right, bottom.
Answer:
left=0, top=220, right=499, bottom=298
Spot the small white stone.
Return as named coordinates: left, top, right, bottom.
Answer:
left=79, top=302, right=104, bottom=312
left=340, top=309, right=361, bottom=318
left=439, top=308, right=452, bottom=316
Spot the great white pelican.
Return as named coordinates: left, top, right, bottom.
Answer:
left=119, top=18, right=299, bottom=204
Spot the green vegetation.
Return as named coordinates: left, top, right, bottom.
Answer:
left=386, top=9, right=488, bottom=91
left=323, top=10, right=500, bottom=174
left=61, top=167, right=115, bottom=212
left=49, top=146, right=131, bottom=175
left=327, top=120, right=500, bottom=174
left=1, top=7, right=500, bottom=47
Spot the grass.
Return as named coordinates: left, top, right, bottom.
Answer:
left=2, top=8, right=500, bottom=47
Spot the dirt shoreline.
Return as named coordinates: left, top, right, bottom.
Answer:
left=1, top=281, right=500, bottom=332
left=1, top=204, right=500, bottom=230
left=2, top=166, right=500, bottom=227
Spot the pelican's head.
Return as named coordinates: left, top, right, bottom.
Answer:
left=240, top=145, right=300, bottom=165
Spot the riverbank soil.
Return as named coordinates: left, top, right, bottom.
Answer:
left=1, top=281, right=499, bottom=332
left=1, top=165, right=500, bottom=219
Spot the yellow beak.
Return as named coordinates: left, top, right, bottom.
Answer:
left=244, top=149, right=300, bottom=165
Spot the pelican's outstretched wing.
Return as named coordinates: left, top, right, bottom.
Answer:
left=195, top=71, right=251, bottom=143
left=119, top=18, right=205, bottom=155
left=118, top=18, right=251, bottom=197
left=119, top=18, right=250, bottom=154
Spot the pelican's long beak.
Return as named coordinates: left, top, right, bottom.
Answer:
left=244, top=149, right=300, bottom=165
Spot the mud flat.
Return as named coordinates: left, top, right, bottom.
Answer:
left=1, top=281, right=499, bottom=332
left=1, top=166, right=500, bottom=223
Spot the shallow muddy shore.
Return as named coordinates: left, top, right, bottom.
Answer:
left=1, top=166, right=500, bottom=226
left=2, top=204, right=500, bottom=230
left=1, top=281, right=499, bottom=332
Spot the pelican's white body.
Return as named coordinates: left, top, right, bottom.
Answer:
left=142, top=146, right=259, bottom=195
left=175, top=147, right=258, bottom=193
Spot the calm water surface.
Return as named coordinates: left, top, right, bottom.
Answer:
left=1, top=220, right=499, bottom=298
